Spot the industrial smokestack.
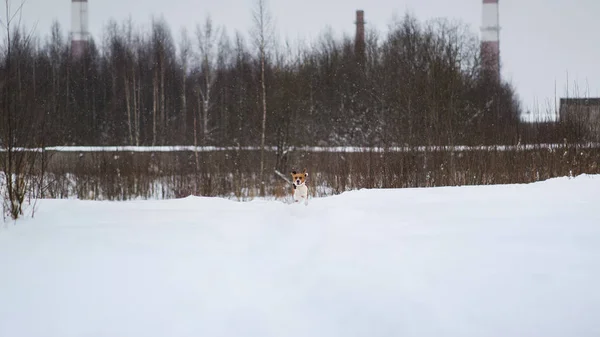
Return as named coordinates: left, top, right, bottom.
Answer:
left=355, top=10, right=365, bottom=66
left=71, top=0, right=89, bottom=58
left=481, top=0, right=500, bottom=80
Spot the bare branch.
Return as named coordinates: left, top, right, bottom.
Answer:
left=250, top=0, right=274, bottom=55
left=7, top=0, right=25, bottom=25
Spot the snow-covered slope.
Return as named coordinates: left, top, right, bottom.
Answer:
left=1, top=175, right=599, bottom=337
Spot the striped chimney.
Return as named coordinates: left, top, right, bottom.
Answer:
left=71, top=0, right=89, bottom=58
left=481, top=0, right=500, bottom=80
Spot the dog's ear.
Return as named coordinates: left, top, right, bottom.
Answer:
left=303, top=168, right=308, bottom=177
left=291, top=170, right=296, bottom=175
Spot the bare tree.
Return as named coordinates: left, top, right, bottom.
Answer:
left=179, top=28, right=191, bottom=136
left=195, top=15, right=220, bottom=145
left=123, top=17, right=135, bottom=145
left=179, top=27, right=200, bottom=171
left=149, top=17, right=173, bottom=145
left=251, top=0, right=274, bottom=196
left=0, top=0, right=47, bottom=220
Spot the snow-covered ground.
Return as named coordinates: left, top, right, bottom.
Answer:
left=4, top=142, right=600, bottom=153
left=1, top=175, right=599, bottom=337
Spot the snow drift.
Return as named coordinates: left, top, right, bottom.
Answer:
left=1, top=175, right=599, bottom=337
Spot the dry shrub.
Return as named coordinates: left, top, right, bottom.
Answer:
left=31, top=144, right=600, bottom=201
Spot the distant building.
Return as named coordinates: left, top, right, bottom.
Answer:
left=559, top=98, right=600, bottom=141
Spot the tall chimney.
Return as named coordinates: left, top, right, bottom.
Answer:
left=355, top=10, right=365, bottom=66
left=71, top=0, right=89, bottom=59
left=481, top=0, right=500, bottom=80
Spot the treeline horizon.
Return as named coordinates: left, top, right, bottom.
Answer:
left=0, top=7, right=584, bottom=150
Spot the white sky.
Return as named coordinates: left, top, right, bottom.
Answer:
left=10, top=0, right=600, bottom=121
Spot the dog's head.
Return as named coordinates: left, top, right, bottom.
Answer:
left=291, top=168, right=308, bottom=186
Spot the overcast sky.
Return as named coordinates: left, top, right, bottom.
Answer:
left=10, top=0, right=600, bottom=121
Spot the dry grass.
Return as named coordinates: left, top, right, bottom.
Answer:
left=30, top=144, right=600, bottom=201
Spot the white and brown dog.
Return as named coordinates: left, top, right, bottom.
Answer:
left=291, top=169, right=309, bottom=205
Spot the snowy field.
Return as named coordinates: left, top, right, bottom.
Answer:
left=1, top=175, right=600, bottom=337
left=5, top=142, right=600, bottom=153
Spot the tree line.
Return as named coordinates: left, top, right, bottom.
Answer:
left=1, top=6, right=536, bottom=151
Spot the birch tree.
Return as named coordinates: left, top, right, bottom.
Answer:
left=123, top=17, right=135, bottom=145
left=251, top=0, right=274, bottom=197
left=195, top=15, right=220, bottom=145
left=150, top=18, right=170, bottom=145
left=179, top=28, right=191, bottom=137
